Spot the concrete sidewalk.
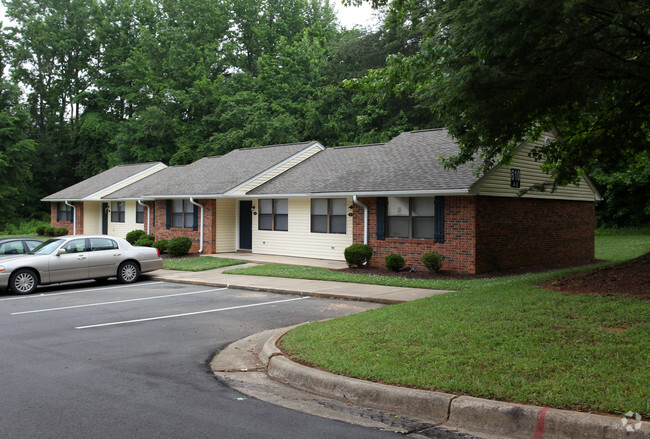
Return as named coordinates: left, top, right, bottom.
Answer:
left=148, top=264, right=450, bottom=304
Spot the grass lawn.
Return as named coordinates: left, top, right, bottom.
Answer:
left=228, top=232, right=650, bottom=417
left=162, top=256, right=245, bottom=271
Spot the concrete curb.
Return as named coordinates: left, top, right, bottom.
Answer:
left=263, top=327, right=650, bottom=439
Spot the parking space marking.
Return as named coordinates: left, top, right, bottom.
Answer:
left=11, top=288, right=228, bottom=315
left=0, top=281, right=165, bottom=302
left=76, top=296, right=310, bottom=329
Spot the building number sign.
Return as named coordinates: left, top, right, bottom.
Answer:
left=510, top=168, right=521, bottom=188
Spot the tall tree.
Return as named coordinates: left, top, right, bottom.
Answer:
left=354, top=0, right=650, bottom=186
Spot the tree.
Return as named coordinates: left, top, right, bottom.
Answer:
left=354, top=0, right=650, bottom=186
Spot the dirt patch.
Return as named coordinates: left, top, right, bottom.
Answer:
left=541, top=252, right=650, bottom=299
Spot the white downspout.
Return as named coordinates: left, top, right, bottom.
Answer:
left=65, top=201, right=76, bottom=235
left=352, top=196, right=368, bottom=245
left=189, top=198, right=204, bottom=253
left=137, top=199, right=150, bottom=234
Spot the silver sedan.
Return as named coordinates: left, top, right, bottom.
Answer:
left=0, top=235, right=163, bottom=295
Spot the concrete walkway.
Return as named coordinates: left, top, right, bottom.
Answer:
left=149, top=254, right=450, bottom=304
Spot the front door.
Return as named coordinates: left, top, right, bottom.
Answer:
left=102, top=203, right=108, bottom=235
left=239, top=200, right=252, bottom=250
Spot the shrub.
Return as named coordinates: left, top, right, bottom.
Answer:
left=44, top=226, right=55, bottom=236
left=422, top=252, right=445, bottom=272
left=53, top=227, right=69, bottom=236
left=126, top=229, right=146, bottom=244
left=167, top=237, right=193, bottom=257
left=385, top=253, right=406, bottom=272
left=134, top=234, right=155, bottom=247
left=344, top=244, right=373, bottom=268
left=153, top=239, right=168, bottom=253
left=36, top=225, right=47, bottom=236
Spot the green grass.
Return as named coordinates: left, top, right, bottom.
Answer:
left=162, top=256, right=245, bottom=271
left=229, top=231, right=650, bottom=417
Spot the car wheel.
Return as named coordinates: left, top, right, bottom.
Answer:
left=9, top=269, right=38, bottom=295
left=117, top=261, right=139, bottom=284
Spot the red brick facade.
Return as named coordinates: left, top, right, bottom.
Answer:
left=50, top=202, right=84, bottom=235
left=147, top=199, right=217, bottom=254
left=354, top=196, right=595, bottom=274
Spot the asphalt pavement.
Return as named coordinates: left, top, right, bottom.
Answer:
left=151, top=259, right=650, bottom=439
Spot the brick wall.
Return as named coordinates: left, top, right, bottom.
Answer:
left=148, top=199, right=216, bottom=254
left=353, top=196, right=477, bottom=273
left=50, top=202, right=84, bottom=235
left=354, top=196, right=595, bottom=274
left=474, top=197, right=595, bottom=273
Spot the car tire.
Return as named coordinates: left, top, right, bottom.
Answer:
left=117, top=261, right=140, bottom=284
left=9, top=269, right=38, bottom=295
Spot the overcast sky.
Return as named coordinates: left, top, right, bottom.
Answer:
left=1, top=2, right=379, bottom=30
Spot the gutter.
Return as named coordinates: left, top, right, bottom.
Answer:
left=137, top=199, right=150, bottom=234
left=189, top=197, right=204, bottom=253
left=64, top=201, right=76, bottom=235
left=352, top=196, right=368, bottom=245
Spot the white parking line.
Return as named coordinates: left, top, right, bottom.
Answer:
left=11, top=288, right=228, bottom=315
left=0, top=281, right=165, bottom=301
left=76, top=296, right=310, bottom=329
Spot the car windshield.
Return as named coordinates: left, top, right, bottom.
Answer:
left=30, top=239, right=65, bottom=255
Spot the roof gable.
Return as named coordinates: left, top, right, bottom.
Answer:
left=42, top=162, right=167, bottom=201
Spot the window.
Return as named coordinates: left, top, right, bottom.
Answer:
left=62, top=238, right=87, bottom=253
left=0, top=242, right=25, bottom=255
left=387, top=197, right=435, bottom=239
left=258, top=199, right=288, bottom=231
left=172, top=199, right=194, bottom=228
left=136, top=203, right=145, bottom=224
left=311, top=199, right=347, bottom=234
left=111, top=201, right=125, bottom=223
left=58, top=203, right=73, bottom=222
left=89, top=237, right=118, bottom=251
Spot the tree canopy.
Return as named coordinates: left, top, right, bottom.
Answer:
left=354, top=0, right=650, bottom=187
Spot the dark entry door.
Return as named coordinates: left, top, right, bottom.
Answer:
left=102, top=203, right=108, bottom=235
left=239, top=200, right=252, bottom=250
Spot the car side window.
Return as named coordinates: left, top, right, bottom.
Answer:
left=62, top=239, right=87, bottom=253
left=26, top=241, right=41, bottom=251
left=0, top=242, right=25, bottom=255
left=89, top=238, right=118, bottom=251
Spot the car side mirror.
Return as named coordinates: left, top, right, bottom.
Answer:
left=57, top=248, right=66, bottom=256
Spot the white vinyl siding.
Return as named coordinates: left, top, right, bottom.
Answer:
left=107, top=201, right=143, bottom=238
left=252, top=198, right=353, bottom=261
left=215, top=199, right=237, bottom=252
left=83, top=202, right=102, bottom=234
left=476, top=133, right=598, bottom=201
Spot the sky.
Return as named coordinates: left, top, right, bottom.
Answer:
left=0, top=2, right=379, bottom=30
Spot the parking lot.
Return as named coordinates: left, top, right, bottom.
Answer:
left=0, top=279, right=389, bottom=439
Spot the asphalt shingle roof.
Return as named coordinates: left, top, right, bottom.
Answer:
left=42, top=162, right=165, bottom=201
left=104, top=142, right=317, bottom=198
left=249, top=129, right=479, bottom=195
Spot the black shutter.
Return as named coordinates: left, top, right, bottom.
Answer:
left=56, top=203, right=60, bottom=222
left=152, top=202, right=156, bottom=226
left=376, top=197, right=386, bottom=240
left=193, top=204, right=199, bottom=231
left=166, top=200, right=171, bottom=229
left=434, top=197, right=445, bottom=243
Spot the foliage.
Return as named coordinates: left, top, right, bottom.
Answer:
left=355, top=0, right=650, bottom=187
left=344, top=244, right=373, bottom=268
left=422, top=252, right=445, bottom=272
left=1, top=218, right=49, bottom=236
left=591, top=152, right=650, bottom=227
left=152, top=239, right=168, bottom=254
left=384, top=253, right=405, bottom=272
left=50, top=227, right=69, bottom=236
left=166, top=236, right=193, bottom=257
left=126, top=230, right=146, bottom=245
left=134, top=234, right=155, bottom=247
left=162, top=256, right=245, bottom=271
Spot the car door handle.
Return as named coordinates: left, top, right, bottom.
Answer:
left=113, top=253, right=122, bottom=256
left=77, top=255, right=87, bottom=260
